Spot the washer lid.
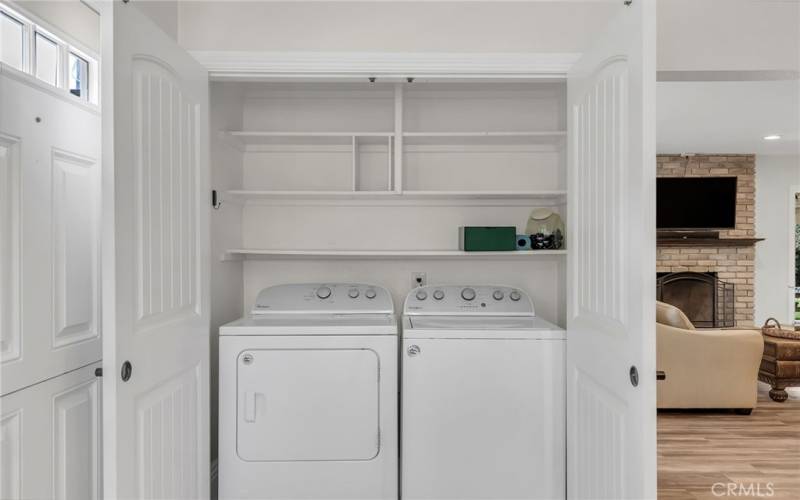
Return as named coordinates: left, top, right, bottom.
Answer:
left=252, top=283, right=393, bottom=315
left=408, top=315, right=541, bottom=330
left=403, top=315, right=564, bottom=340
left=220, top=313, right=397, bottom=335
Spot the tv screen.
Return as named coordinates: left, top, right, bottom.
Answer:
left=656, top=177, right=737, bottom=229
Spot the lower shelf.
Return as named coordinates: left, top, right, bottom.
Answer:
left=222, top=249, right=567, bottom=261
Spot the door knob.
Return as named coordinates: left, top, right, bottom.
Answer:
left=629, top=366, right=639, bottom=387
left=121, top=361, right=133, bottom=382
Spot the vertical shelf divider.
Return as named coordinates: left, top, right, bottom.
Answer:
left=386, top=135, right=393, bottom=191
left=393, top=83, right=404, bottom=193
left=351, top=135, right=359, bottom=191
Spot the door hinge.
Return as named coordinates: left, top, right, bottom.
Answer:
left=656, top=370, right=666, bottom=381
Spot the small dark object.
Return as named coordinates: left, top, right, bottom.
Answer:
left=95, top=367, right=103, bottom=377
left=630, top=366, right=639, bottom=387
left=121, top=361, right=132, bottom=382
left=656, top=371, right=666, bottom=381
left=368, top=77, right=376, bottom=83
left=212, top=189, right=222, bottom=209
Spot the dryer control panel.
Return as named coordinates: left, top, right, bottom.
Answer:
left=403, top=285, right=534, bottom=316
left=252, top=283, right=394, bottom=315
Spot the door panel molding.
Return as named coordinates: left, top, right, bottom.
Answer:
left=0, top=134, right=21, bottom=364
left=132, top=56, right=200, bottom=330
left=51, top=148, right=99, bottom=349
left=135, top=365, right=201, bottom=499
left=52, top=378, right=100, bottom=500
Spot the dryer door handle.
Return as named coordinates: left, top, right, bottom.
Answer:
left=243, top=391, right=260, bottom=423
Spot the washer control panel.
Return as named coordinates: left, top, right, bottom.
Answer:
left=252, top=283, right=393, bottom=315
left=403, top=285, right=534, bottom=316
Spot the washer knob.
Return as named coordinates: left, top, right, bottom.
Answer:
left=461, top=287, right=476, bottom=301
left=492, top=290, right=504, bottom=301
left=432, top=289, right=445, bottom=301
left=415, top=289, right=428, bottom=301
left=348, top=288, right=360, bottom=299
left=365, top=288, right=377, bottom=299
left=509, top=290, right=522, bottom=302
left=316, top=286, right=332, bottom=299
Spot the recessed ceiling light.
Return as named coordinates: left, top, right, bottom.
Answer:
left=763, top=134, right=782, bottom=141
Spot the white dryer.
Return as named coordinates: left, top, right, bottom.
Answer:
left=401, top=285, right=565, bottom=500
left=219, top=283, right=398, bottom=500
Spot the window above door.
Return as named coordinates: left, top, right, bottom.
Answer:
left=0, top=3, right=98, bottom=105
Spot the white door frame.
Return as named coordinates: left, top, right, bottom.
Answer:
left=789, top=184, right=799, bottom=324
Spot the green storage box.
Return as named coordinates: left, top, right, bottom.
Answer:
left=459, top=226, right=517, bottom=251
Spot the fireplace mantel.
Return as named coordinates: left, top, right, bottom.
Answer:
left=657, top=237, right=764, bottom=248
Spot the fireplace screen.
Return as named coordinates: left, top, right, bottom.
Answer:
left=656, top=272, right=735, bottom=328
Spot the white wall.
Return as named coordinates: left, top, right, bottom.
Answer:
left=9, top=0, right=99, bottom=52
left=176, top=0, right=799, bottom=73
left=130, top=0, right=178, bottom=41
left=657, top=0, right=799, bottom=72
left=755, top=155, right=800, bottom=325
left=177, top=1, right=616, bottom=53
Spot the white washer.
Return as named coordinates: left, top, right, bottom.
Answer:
left=219, top=283, right=398, bottom=500
left=401, top=285, right=566, bottom=500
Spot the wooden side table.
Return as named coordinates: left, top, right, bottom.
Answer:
left=759, top=335, right=800, bottom=402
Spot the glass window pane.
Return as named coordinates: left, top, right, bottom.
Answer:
left=68, top=52, right=88, bottom=100
left=0, top=12, right=24, bottom=71
left=34, top=32, right=58, bottom=85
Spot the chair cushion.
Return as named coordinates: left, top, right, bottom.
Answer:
left=656, top=301, right=695, bottom=330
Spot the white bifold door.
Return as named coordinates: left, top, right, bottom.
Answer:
left=566, top=1, right=656, bottom=499
left=100, top=2, right=210, bottom=498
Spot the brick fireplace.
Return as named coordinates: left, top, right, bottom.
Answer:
left=656, top=154, right=756, bottom=327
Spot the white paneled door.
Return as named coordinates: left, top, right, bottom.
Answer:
left=566, top=0, right=656, bottom=499
left=0, top=68, right=102, bottom=396
left=100, top=2, right=210, bottom=498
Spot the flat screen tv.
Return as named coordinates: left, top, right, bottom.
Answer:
left=656, top=177, right=737, bottom=230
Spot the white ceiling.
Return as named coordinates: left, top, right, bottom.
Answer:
left=657, top=79, right=800, bottom=156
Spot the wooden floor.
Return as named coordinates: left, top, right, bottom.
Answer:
left=658, top=383, right=800, bottom=499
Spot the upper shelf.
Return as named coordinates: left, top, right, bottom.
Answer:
left=223, top=131, right=394, bottom=146
left=223, top=248, right=567, bottom=261
left=225, top=189, right=567, bottom=203
left=222, top=130, right=567, bottom=147
left=402, top=131, right=566, bottom=145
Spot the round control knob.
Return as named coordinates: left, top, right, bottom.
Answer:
left=461, top=287, right=476, bottom=301
left=492, top=290, right=504, bottom=301
left=316, top=286, right=332, bottom=299
left=365, top=289, right=377, bottom=299
left=348, top=288, right=359, bottom=299
left=509, top=290, right=521, bottom=302
left=415, top=289, right=428, bottom=301
left=432, top=289, right=445, bottom=301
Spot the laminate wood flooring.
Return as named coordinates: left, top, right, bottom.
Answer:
left=658, top=383, right=800, bottom=499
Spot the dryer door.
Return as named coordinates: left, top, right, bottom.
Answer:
left=236, top=348, right=380, bottom=461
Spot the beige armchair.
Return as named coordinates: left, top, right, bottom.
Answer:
left=656, top=301, right=764, bottom=413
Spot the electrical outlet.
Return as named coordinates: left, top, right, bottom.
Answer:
left=412, top=272, right=427, bottom=288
